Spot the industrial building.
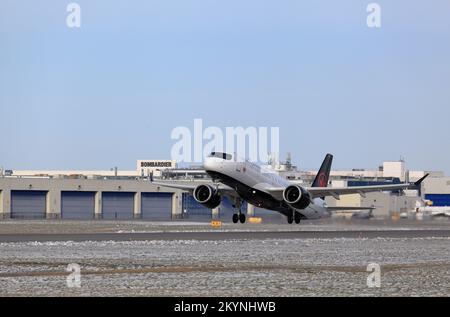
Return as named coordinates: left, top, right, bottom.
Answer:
left=422, top=177, right=450, bottom=207
left=0, top=160, right=240, bottom=221
left=1, top=158, right=449, bottom=221
left=0, top=177, right=180, bottom=220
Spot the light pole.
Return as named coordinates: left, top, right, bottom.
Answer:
left=110, top=166, right=118, bottom=179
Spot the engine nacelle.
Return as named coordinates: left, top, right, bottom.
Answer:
left=193, top=184, right=221, bottom=209
left=282, top=185, right=311, bottom=210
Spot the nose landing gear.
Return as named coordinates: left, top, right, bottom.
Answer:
left=232, top=198, right=246, bottom=224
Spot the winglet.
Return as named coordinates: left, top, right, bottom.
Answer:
left=414, top=173, right=429, bottom=186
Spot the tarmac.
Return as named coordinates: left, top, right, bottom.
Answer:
left=1, top=219, right=450, bottom=296
left=1, top=229, right=450, bottom=242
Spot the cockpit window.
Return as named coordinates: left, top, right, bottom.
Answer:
left=208, top=152, right=232, bottom=160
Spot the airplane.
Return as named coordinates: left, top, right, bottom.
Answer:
left=414, top=206, right=450, bottom=218
left=152, top=152, right=429, bottom=224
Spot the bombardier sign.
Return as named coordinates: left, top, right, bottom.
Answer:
left=137, top=160, right=176, bottom=175
left=140, top=161, right=173, bottom=168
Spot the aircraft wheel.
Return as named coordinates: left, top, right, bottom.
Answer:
left=287, top=214, right=294, bottom=224
left=232, top=214, right=239, bottom=223
left=239, top=213, right=246, bottom=224
left=294, top=212, right=301, bottom=224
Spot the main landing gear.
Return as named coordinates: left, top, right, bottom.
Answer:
left=287, top=211, right=302, bottom=224
left=232, top=212, right=246, bottom=224
left=232, top=198, right=246, bottom=224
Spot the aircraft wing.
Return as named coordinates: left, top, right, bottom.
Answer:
left=306, top=183, right=411, bottom=199
left=265, top=174, right=429, bottom=200
left=305, top=174, right=428, bottom=199
left=151, top=181, right=237, bottom=196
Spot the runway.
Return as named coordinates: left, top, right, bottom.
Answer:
left=1, top=229, right=450, bottom=242
left=1, top=220, right=450, bottom=296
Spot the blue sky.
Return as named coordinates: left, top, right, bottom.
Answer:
left=1, top=1, right=449, bottom=173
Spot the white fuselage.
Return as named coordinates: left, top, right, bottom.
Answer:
left=203, top=157, right=330, bottom=219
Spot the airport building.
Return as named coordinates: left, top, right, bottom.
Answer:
left=270, top=157, right=449, bottom=217
left=422, top=177, right=450, bottom=207
left=1, top=157, right=449, bottom=221
left=0, top=160, right=239, bottom=221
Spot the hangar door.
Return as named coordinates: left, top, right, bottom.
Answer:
left=61, top=192, right=95, bottom=219
left=102, top=192, right=134, bottom=220
left=11, top=190, right=47, bottom=219
left=182, top=193, right=212, bottom=221
left=141, top=193, right=173, bottom=220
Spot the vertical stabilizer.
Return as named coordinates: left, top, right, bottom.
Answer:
left=311, top=154, right=333, bottom=188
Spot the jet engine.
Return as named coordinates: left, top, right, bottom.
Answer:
left=282, top=185, right=311, bottom=209
left=193, top=184, right=221, bottom=209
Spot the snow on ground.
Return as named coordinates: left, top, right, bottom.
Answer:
left=1, top=236, right=450, bottom=296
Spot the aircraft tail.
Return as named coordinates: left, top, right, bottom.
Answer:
left=311, top=154, right=333, bottom=188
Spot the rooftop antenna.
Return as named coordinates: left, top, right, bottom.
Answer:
left=110, top=166, right=118, bottom=179
left=286, top=152, right=292, bottom=171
